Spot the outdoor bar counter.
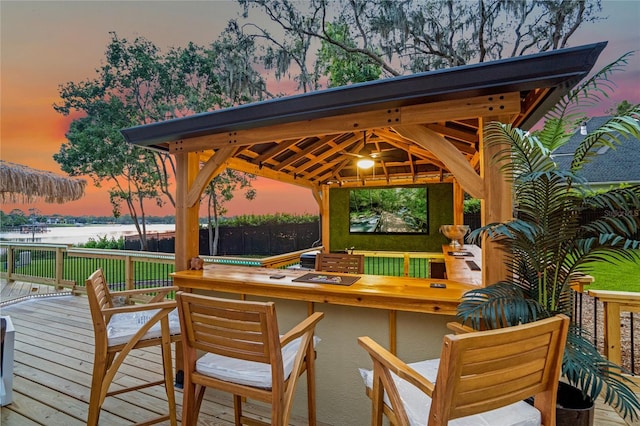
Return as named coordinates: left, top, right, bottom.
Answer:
left=171, top=263, right=477, bottom=315
left=171, top=254, right=480, bottom=425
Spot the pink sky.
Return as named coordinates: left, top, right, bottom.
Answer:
left=1, top=1, right=639, bottom=217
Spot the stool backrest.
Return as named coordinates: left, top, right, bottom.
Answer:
left=315, top=252, right=364, bottom=274
left=358, top=314, right=570, bottom=426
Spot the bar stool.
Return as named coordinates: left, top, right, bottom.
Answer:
left=176, top=291, right=324, bottom=425
left=85, top=268, right=181, bottom=425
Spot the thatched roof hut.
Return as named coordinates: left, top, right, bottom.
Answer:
left=0, top=160, right=86, bottom=204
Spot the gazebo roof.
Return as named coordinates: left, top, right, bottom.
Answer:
left=122, top=42, right=606, bottom=190
left=0, top=160, right=86, bottom=204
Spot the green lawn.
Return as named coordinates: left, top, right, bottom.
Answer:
left=583, top=253, right=640, bottom=292
left=3, top=256, right=174, bottom=290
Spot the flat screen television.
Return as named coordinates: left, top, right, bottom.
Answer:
left=349, top=186, right=428, bottom=234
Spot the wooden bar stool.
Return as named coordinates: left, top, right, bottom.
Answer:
left=176, top=291, right=324, bottom=426
left=85, top=268, right=181, bottom=425
left=358, top=315, right=569, bottom=426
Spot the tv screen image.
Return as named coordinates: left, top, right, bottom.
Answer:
left=349, top=187, right=428, bottom=234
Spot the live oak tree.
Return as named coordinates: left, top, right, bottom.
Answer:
left=54, top=105, right=160, bottom=250
left=204, top=171, right=257, bottom=256
left=54, top=32, right=265, bottom=249
left=315, top=21, right=383, bottom=87
left=232, top=1, right=324, bottom=93
left=235, top=0, right=601, bottom=85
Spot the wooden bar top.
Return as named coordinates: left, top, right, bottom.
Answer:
left=172, top=264, right=477, bottom=315
left=442, top=244, right=483, bottom=286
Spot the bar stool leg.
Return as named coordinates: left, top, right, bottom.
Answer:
left=160, top=318, right=177, bottom=425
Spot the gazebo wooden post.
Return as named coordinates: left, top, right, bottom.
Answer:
left=452, top=180, right=464, bottom=225
left=479, top=116, right=513, bottom=286
left=174, top=151, right=201, bottom=272
left=173, top=150, right=201, bottom=383
left=320, top=185, right=331, bottom=252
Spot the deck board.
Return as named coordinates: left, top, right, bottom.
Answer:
left=0, top=294, right=325, bottom=425
left=0, top=280, right=70, bottom=306
left=0, top=289, right=634, bottom=425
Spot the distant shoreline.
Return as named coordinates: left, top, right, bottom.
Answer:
left=0, top=224, right=176, bottom=245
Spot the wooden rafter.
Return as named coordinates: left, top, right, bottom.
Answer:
left=392, top=125, right=484, bottom=199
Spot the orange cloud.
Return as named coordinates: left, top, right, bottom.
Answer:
left=2, top=0, right=637, bottom=220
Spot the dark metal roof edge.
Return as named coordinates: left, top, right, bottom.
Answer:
left=122, top=42, right=607, bottom=148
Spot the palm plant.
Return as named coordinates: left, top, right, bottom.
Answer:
left=457, top=53, right=640, bottom=420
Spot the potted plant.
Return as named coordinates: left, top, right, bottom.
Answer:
left=456, top=53, right=640, bottom=424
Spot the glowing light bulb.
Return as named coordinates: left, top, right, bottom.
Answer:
left=357, top=158, right=374, bottom=169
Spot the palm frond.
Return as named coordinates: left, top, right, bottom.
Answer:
left=564, top=328, right=640, bottom=422
left=583, top=185, right=640, bottom=211
left=579, top=187, right=640, bottom=248
left=514, top=171, right=583, bottom=224
left=456, top=282, right=545, bottom=329
left=483, top=122, right=555, bottom=180
left=533, top=117, right=576, bottom=152
left=459, top=54, right=640, bottom=420
left=580, top=236, right=640, bottom=260
left=468, top=220, right=523, bottom=245
left=546, top=52, right=635, bottom=126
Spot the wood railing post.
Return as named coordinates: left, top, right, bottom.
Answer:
left=403, top=253, right=410, bottom=277
left=125, top=255, right=134, bottom=291
left=588, top=289, right=640, bottom=384
left=55, top=247, right=64, bottom=289
left=6, top=245, right=15, bottom=283
left=602, top=300, right=622, bottom=365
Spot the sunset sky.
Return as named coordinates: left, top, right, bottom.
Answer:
left=1, top=1, right=639, bottom=218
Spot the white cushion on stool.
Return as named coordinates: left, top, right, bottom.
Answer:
left=196, top=336, right=319, bottom=389
left=107, top=308, right=180, bottom=346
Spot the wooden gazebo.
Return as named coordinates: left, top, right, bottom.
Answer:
left=122, top=42, right=606, bottom=286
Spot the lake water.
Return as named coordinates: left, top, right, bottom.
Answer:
left=0, top=224, right=176, bottom=245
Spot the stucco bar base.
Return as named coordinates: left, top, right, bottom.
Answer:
left=195, top=289, right=453, bottom=425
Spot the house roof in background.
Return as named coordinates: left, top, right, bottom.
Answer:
left=553, top=116, right=640, bottom=186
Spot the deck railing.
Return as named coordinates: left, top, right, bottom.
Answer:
left=0, top=243, right=444, bottom=290
left=0, top=243, right=70, bottom=288
left=0, top=243, right=314, bottom=292
left=586, top=289, right=640, bottom=385
left=1, top=242, right=637, bottom=380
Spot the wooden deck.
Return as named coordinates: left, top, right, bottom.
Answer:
left=0, top=281, right=635, bottom=425
left=0, top=289, right=323, bottom=425
left=0, top=279, right=72, bottom=307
